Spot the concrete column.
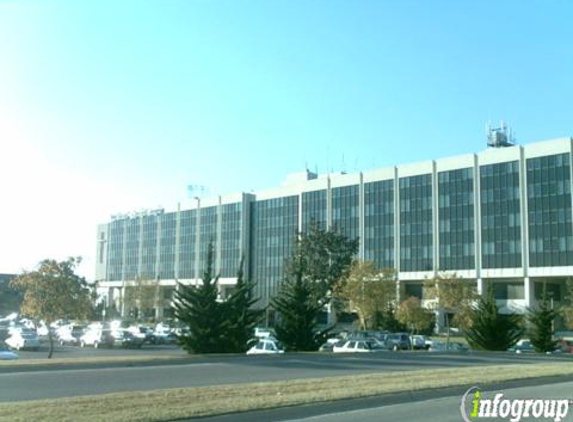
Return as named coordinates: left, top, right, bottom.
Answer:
left=154, top=215, right=162, bottom=280
left=216, top=196, right=223, bottom=275
left=520, top=146, right=529, bottom=278
left=119, top=287, right=126, bottom=317
left=394, top=167, right=400, bottom=273
left=155, top=302, right=164, bottom=321
left=174, top=203, right=181, bottom=280
left=326, top=176, right=332, bottom=229
left=395, top=278, right=402, bottom=304
left=477, top=278, right=485, bottom=296
left=327, top=302, right=338, bottom=326
left=524, top=277, right=535, bottom=308
left=432, top=160, right=439, bottom=275
left=137, top=216, right=144, bottom=278
left=474, top=154, right=481, bottom=279
left=194, top=198, right=201, bottom=281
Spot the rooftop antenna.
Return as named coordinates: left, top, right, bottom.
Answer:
left=486, top=120, right=515, bottom=148
left=187, top=185, right=209, bottom=199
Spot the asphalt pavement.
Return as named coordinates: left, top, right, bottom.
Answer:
left=1, top=348, right=572, bottom=402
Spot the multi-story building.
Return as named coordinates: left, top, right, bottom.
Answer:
left=95, top=135, right=573, bottom=323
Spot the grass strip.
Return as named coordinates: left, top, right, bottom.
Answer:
left=2, top=363, right=573, bottom=422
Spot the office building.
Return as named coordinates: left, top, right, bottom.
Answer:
left=95, top=134, right=573, bottom=322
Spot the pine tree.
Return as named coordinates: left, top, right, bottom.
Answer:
left=377, top=305, right=407, bottom=333
left=301, top=221, right=359, bottom=299
left=464, top=283, right=524, bottom=351
left=224, top=258, right=264, bottom=353
left=173, top=244, right=228, bottom=353
left=272, top=249, right=326, bottom=351
left=527, top=286, right=558, bottom=353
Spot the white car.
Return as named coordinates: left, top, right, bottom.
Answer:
left=0, top=343, right=18, bottom=360
left=5, top=330, right=40, bottom=351
left=57, top=324, right=86, bottom=346
left=246, top=339, right=284, bottom=355
left=79, top=328, right=115, bottom=348
left=332, top=339, right=373, bottom=353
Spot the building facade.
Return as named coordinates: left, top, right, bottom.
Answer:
left=95, top=137, right=573, bottom=320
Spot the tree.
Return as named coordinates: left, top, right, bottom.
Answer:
left=10, top=257, right=93, bottom=358
left=464, top=282, right=524, bottom=351
left=339, top=261, right=397, bottom=330
left=224, top=258, right=264, bottom=353
left=562, top=278, right=573, bottom=330
left=123, top=276, right=160, bottom=321
left=173, top=244, right=228, bottom=353
left=272, top=243, right=327, bottom=351
left=299, top=221, right=359, bottom=306
left=0, top=275, right=23, bottom=316
left=377, top=305, right=407, bottom=333
left=424, top=273, right=477, bottom=347
left=396, top=297, right=434, bottom=337
left=527, top=285, right=558, bottom=353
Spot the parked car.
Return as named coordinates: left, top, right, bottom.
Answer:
left=246, top=338, right=284, bottom=355
left=319, top=338, right=344, bottom=352
left=508, top=339, right=535, bottom=354
left=386, top=333, right=411, bottom=351
left=410, top=335, right=431, bottom=350
left=0, top=342, right=18, bottom=360
left=5, top=329, right=40, bottom=351
left=429, top=340, right=469, bottom=352
left=57, top=324, right=86, bottom=346
left=154, top=323, right=178, bottom=344
left=332, top=339, right=374, bottom=353
left=558, top=339, right=573, bottom=354
left=131, top=326, right=156, bottom=344
left=113, top=330, right=144, bottom=348
left=80, top=328, right=115, bottom=348
left=508, top=339, right=562, bottom=354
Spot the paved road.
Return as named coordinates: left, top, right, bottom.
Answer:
left=1, top=350, right=571, bottom=402
left=277, top=381, right=573, bottom=422
left=14, top=343, right=186, bottom=360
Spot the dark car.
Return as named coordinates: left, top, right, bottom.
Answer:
left=386, top=333, right=411, bottom=351
left=114, top=330, right=144, bottom=348
left=508, top=339, right=535, bottom=354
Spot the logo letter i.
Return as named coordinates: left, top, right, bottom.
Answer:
left=470, top=390, right=481, bottom=418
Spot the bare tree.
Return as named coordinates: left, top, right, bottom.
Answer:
left=424, top=273, right=477, bottom=348
left=123, top=277, right=161, bottom=321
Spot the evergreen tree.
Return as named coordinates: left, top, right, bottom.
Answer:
left=301, top=221, right=359, bottom=298
left=173, top=244, right=228, bottom=353
left=464, top=283, right=524, bottom=351
left=224, top=258, right=264, bottom=353
left=377, top=305, right=407, bottom=332
left=272, top=248, right=326, bottom=351
left=527, top=286, right=558, bottom=353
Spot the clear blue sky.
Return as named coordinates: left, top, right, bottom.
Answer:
left=1, top=0, right=571, bottom=278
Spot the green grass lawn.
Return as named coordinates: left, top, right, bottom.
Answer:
left=2, top=362, right=573, bottom=422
